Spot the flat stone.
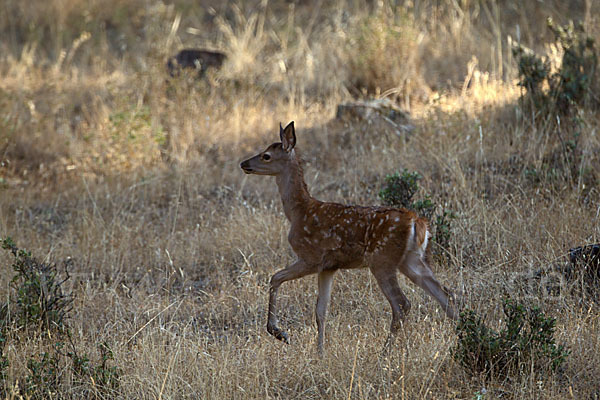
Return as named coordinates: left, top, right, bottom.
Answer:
left=336, top=98, right=415, bottom=134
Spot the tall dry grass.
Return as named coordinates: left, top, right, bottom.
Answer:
left=1, top=0, right=600, bottom=398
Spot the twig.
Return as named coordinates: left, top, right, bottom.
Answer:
left=347, top=337, right=360, bottom=400
left=158, top=340, right=181, bottom=400
left=126, top=301, right=178, bottom=345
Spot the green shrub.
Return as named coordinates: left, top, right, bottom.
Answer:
left=26, top=350, right=62, bottom=399
left=547, top=18, right=597, bottom=110
left=454, top=299, right=569, bottom=379
left=24, top=340, right=122, bottom=398
left=513, top=18, right=597, bottom=113
left=0, top=329, right=8, bottom=394
left=379, top=170, right=455, bottom=253
left=513, top=46, right=550, bottom=108
left=411, top=194, right=435, bottom=221
left=379, top=169, right=421, bottom=209
left=513, top=19, right=597, bottom=190
left=434, top=209, right=456, bottom=251
left=68, top=342, right=122, bottom=393
left=1, top=237, right=122, bottom=397
left=1, top=237, right=73, bottom=332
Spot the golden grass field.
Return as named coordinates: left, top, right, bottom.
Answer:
left=1, top=0, right=599, bottom=398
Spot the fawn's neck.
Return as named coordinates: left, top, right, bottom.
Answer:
left=275, top=153, right=313, bottom=222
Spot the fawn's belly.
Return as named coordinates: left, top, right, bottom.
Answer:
left=289, top=234, right=367, bottom=270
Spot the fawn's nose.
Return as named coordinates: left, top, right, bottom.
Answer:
left=240, top=160, right=253, bottom=173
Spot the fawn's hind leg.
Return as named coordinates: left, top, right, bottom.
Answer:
left=315, top=270, right=335, bottom=355
left=400, top=252, right=457, bottom=319
left=370, top=264, right=411, bottom=349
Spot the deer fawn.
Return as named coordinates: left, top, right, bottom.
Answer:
left=240, top=121, right=457, bottom=354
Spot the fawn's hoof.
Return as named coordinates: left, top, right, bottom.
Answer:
left=267, top=325, right=290, bottom=344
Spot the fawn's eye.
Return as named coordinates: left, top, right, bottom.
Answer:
left=262, top=153, right=271, bottom=161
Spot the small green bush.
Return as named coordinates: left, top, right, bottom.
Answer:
left=513, top=19, right=597, bottom=189
left=434, top=209, right=456, bottom=251
left=411, top=194, right=435, bottom=221
left=26, top=350, right=62, bottom=399
left=513, top=46, right=550, bottom=108
left=454, top=299, right=569, bottom=379
left=1, top=237, right=122, bottom=397
left=379, top=170, right=455, bottom=252
left=379, top=169, right=421, bottom=209
left=547, top=18, right=597, bottom=110
left=0, top=330, right=8, bottom=394
left=1, top=237, right=73, bottom=332
left=513, top=18, right=597, bottom=113
left=68, top=342, right=122, bottom=393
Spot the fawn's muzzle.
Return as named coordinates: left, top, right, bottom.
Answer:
left=240, top=160, right=253, bottom=174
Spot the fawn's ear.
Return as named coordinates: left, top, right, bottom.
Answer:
left=279, top=121, right=296, bottom=152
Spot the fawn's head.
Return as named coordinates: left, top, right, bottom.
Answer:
left=240, top=121, right=296, bottom=176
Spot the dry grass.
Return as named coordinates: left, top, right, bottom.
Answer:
left=1, top=0, right=600, bottom=398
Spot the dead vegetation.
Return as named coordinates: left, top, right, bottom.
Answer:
left=1, top=0, right=599, bottom=398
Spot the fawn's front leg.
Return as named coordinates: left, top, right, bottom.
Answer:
left=267, top=260, right=317, bottom=343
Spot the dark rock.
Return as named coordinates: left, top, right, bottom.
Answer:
left=567, top=243, right=600, bottom=284
left=167, top=49, right=227, bottom=78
